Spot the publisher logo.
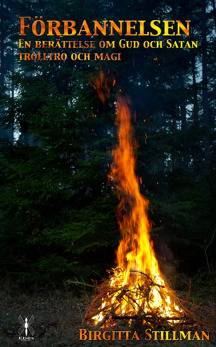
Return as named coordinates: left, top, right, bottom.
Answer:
left=18, top=315, right=35, bottom=341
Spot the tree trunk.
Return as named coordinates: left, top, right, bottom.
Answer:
left=192, top=53, right=199, bottom=128
left=201, top=0, right=211, bottom=170
left=211, top=0, right=216, bottom=30
left=0, top=0, right=5, bottom=88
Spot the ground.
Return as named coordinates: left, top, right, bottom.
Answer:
left=0, top=281, right=215, bottom=347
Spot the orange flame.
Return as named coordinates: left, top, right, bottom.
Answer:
left=92, top=70, right=116, bottom=104
left=110, top=97, right=157, bottom=280
left=89, top=87, right=183, bottom=327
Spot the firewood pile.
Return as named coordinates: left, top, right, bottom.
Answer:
left=85, top=268, right=202, bottom=329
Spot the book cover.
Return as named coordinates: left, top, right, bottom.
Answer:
left=0, top=1, right=215, bottom=346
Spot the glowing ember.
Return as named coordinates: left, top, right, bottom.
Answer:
left=87, top=92, right=183, bottom=327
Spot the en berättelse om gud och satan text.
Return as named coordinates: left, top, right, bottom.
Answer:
left=18, top=39, right=199, bottom=62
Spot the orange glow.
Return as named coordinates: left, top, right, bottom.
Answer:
left=89, top=91, right=183, bottom=327
left=92, top=70, right=115, bottom=104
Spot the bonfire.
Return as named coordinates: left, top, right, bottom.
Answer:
left=86, top=73, right=196, bottom=329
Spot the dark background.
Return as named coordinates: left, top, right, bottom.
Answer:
left=0, top=0, right=215, bottom=294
